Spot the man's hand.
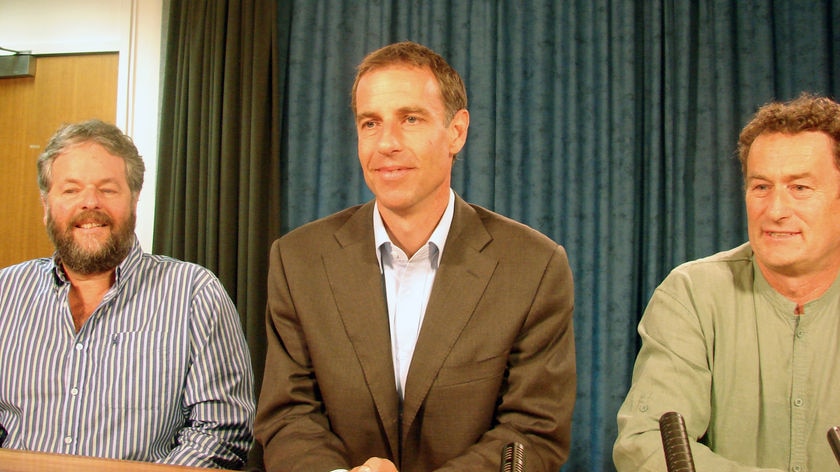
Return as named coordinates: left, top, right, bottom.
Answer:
left=349, top=457, right=398, bottom=472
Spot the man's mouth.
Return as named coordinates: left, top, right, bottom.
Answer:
left=376, top=166, right=412, bottom=178
left=77, top=222, right=107, bottom=229
left=765, top=231, right=798, bottom=238
left=70, top=211, right=112, bottom=230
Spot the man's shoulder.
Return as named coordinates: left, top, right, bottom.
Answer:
left=0, top=259, right=57, bottom=308
left=0, top=257, right=54, bottom=280
left=131, top=251, right=221, bottom=288
left=464, top=202, right=559, bottom=249
left=276, top=204, right=368, bottom=246
left=125, top=254, right=236, bottom=315
left=660, top=242, right=754, bottom=295
left=673, top=242, right=753, bottom=274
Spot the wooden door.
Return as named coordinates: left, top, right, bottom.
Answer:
left=0, top=53, right=118, bottom=268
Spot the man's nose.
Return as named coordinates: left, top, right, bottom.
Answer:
left=79, top=187, right=103, bottom=208
left=766, top=189, right=792, bottom=220
left=377, top=121, right=402, bottom=154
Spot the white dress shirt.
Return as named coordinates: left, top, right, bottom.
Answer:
left=374, top=189, right=455, bottom=399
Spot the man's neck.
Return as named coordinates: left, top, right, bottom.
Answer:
left=378, top=196, right=449, bottom=258
left=758, top=262, right=840, bottom=307
left=65, top=266, right=116, bottom=332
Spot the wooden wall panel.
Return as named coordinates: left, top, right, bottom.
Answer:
left=0, top=53, right=118, bottom=268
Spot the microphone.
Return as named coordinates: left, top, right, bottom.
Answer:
left=827, top=426, right=840, bottom=465
left=500, top=442, right=525, bottom=472
left=659, top=411, right=696, bottom=472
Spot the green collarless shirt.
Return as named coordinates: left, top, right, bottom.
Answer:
left=614, top=242, right=840, bottom=472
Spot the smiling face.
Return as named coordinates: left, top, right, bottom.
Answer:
left=745, top=131, right=840, bottom=279
left=42, top=141, right=137, bottom=275
left=354, top=65, right=468, bottom=220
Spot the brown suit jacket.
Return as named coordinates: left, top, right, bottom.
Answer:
left=255, top=195, right=576, bottom=472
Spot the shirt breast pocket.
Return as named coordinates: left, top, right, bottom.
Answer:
left=103, top=331, right=176, bottom=411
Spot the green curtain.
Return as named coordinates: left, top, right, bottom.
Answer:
left=155, top=0, right=840, bottom=471
left=153, top=2, right=280, bottom=467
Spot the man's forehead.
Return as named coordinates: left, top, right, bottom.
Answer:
left=52, top=145, right=127, bottom=178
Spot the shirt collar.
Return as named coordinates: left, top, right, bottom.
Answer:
left=752, top=253, right=840, bottom=317
left=374, top=189, right=455, bottom=268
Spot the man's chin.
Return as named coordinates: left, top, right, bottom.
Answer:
left=55, top=230, right=133, bottom=274
left=71, top=231, right=112, bottom=247
left=59, top=246, right=127, bottom=275
left=756, top=254, right=806, bottom=277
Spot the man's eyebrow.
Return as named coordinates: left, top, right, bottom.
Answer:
left=355, top=106, right=431, bottom=122
left=397, top=106, right=428, bottom=115
left=55, top=176, right=121, bottom=186
left=747, top=172, right=813, bottom=181
left=355, top=111, right=378, bottom=123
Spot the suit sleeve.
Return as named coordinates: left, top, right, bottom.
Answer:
left=436, top=245, right=577, bottom=472
left=254, top=239, right=351, bottom=472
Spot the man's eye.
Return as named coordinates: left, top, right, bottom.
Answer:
left=406, top=116, right=418, bottom=124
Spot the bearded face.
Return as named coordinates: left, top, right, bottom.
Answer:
left=41, top=142, right=139, bottom=277
left=46, top=207, right=136, bottom=275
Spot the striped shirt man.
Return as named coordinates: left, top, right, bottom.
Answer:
left=0, top=238, right=255, bottom=469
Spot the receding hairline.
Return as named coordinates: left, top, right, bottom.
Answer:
left=350, top=42, right=467, bottom=123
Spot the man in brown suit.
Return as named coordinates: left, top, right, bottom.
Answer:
left=255, top=41, right=576, bottom=472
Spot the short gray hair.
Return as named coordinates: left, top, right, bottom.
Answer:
left=38, top=119, right=145, bottom=197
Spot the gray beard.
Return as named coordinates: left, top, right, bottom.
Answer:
left=46, top=210, right=135, bottom=275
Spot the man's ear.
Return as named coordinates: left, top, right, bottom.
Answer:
left=448, top=109, right=470, bottom=156
left=132, top=192, right=141, bottom=213
left=41, top=194, right=49, bottom=227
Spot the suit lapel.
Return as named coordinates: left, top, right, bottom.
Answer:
left=322, top=202, right=401, bottom=457
left=401, top=197, right=498, bottom=437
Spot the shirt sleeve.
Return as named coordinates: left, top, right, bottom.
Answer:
left=162, top=273, right=256, bottom=469
left=612, top=273, right=783, bottom=472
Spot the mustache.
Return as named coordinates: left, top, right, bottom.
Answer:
left=68, top=210, right=113, bottom=228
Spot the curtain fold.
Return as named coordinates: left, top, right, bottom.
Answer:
left=153, top=0, right=281, bottom=454
left=155, top=0, right=840, bottom=470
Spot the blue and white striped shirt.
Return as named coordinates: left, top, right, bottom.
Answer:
left=0, top=239, right=255, bottom=469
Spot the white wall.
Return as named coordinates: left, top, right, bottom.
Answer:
left=0, top=0, right=163, bottom=250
